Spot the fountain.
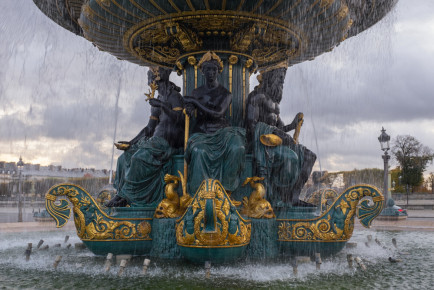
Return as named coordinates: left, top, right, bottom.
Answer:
left=2, top=229, right=434, bottom=288
left=28, top=0, right=399, bottom=263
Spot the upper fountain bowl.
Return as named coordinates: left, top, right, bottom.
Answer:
left=33, top=0, right=397, bottom=70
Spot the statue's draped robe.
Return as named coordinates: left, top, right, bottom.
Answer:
left=253, top=122, right=304, bottom=205
left=184, top=82, right=246, bottom=194
left=113, top=143, right=138, bottom=193
left=116, top=136, right=175, bottom=206
left=185, top=126, right=246, bottom=194
left=113, top=81, right=183, bottom=207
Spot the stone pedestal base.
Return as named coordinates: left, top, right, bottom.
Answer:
left=150, top=218, right=180, bottom=259
left=246, top=218, right=278, bottom=260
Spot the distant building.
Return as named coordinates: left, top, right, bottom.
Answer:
left=0, top=160, right=111, bottom=200
left=0, top=160, right=110, bottom=180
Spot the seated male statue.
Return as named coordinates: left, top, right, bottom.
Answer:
left=106, top=67, right=184, bottom=207
left=184, top=51, right=246, bottom=194
left=246, top=65, right=316, bottom=207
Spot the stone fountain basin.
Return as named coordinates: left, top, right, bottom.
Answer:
left=33, top=0, right=397, bottom=69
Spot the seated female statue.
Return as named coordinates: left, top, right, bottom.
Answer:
left=184, top=52, right=246, bottom=194
left=106, top=67, right=184, bottom=207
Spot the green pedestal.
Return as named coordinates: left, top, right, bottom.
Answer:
left=275, top=206, right=317, bottom=220
left=246, top=218, right=278, bottom=260
left=150, top=218, right=180, bottom=259
left=179, top=246, right=248, bottom=264
left=83, top=240, right=152, bottom=256
left=278, top=240, right=347, bottom=258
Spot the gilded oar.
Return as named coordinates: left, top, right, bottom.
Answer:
left=293, top=113, right=304, bottom=144
left=182, top=109, right=190, bottom=196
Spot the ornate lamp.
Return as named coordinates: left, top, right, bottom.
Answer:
left=377, top=128, right=406, bottom=219
left=17, top=156, right=24, bottom=170
left=378, top=128, right=390, bottom=206
left=17, top=156, right=24, bottom=222
left=378, top=127, right=390, bottom=152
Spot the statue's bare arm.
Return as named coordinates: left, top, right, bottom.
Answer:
left=184, top=93, right=232, bottom=119
left=149, top=95, right=184, bottom=123
left=246, top=93, right=264, bottom=134
left=282, top=112, right=303, bottom=132
left=128, top=106, right=160, bottom=145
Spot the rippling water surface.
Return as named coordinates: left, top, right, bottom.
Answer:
left=1, top=229, right=433, bottom=289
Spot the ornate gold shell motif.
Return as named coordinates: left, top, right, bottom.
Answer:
left=37, top=0, right=398, bottom=71
left=260, top=134, right=282, bottom=147
left=176, top=179, right=251, bottom=247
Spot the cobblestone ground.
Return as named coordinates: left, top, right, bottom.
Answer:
left=0, top=207, right=42, bottom=223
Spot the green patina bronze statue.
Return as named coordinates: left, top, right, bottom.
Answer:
left=246, top=66, right=316, bottom=207
left=36, top=0, right=394, bottom=261
left=107, top=67, right=184, bottom=207
left=184, top=52, right=246, bottom=195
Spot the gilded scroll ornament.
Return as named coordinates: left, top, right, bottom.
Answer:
left=165, top=22, right=202, bottom=51
left=176, top=61, right=183, bottom=70
left=278, top=185, right=384, bottom=242
left=231, top=25, right=256, bottom=52
left=187, top=56, right=197, bottom=66
left=95, top=189, right=113, bottom=207
left=306, top=188, right=338, bottom=214
left=140, top=26, right=171, bottom=44
left=176, top=179, right=251, bottom=247
left=228, top=55, right=239, bottom=65
left=337, top=5, right=350, bottom=21
left=245, top=59, right=254, bottom=68
left=122, top=13, right=305, bottom=69
left=135, top=46, right=180, bottom=63
left=45, top=184, right=152, bottom=241
left=252, top=47, right=298, bottom=65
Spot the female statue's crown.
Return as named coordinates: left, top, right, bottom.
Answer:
left=198, top=51, right=224, bottom=73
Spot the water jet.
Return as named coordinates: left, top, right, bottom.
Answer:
left=30, top=0, right=396, bottom=265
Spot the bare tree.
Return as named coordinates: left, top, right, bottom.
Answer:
left=425, top=173, right=434, bottom=194
left=392, top=135, right=434, bottom=192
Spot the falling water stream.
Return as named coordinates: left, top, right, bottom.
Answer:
left=1, top=229, right=433, bottom=289
left=108, top=77, right=122, bottom=184
left=2, top=1, right=434, bottom=289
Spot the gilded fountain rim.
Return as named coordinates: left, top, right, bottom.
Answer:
left=122, top=10, right=307, bottom=69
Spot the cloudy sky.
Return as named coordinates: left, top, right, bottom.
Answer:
left=1, top=0, right=433, bottom=176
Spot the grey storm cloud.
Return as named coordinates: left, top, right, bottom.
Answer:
left=41, top=102, right=116, bottom=140
left=1, top=0, right=434, bottom=173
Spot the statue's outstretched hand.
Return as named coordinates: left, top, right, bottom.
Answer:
left=184, top=102, right=195, bottom=117
left=283, top=112, right=304, bottom=132
left=114, top=141, right=130, bottom=151
left=149, top=98, right=164, bottom=108
left=294, top=112, right=304, bottom=125
left=273, top=129, right=294, bottom=146
left=143, top=126, right=152, bottom=137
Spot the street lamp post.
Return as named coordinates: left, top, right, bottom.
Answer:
left=377, top=129, right=407, bottom=219
left=17, top=156, right=24, bottom=222
left=378, top=127, right=391, bottom=205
